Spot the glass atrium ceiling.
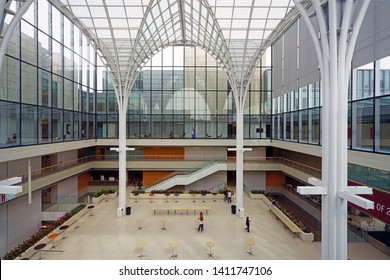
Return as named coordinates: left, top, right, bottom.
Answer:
left=51, top=0, right=299, bottom=90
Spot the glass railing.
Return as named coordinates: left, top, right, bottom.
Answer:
left=348, top=163, right=390, bottom=192
left=5, top=154, right=389, bottom=195
left=42, top=196, right=81, bottom=212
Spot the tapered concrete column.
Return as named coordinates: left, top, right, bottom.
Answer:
left=235, top=109, right=244, bottom=211
left=293, top=0, right=372, bottom=259
left=118, top=106, right=127, bottom=216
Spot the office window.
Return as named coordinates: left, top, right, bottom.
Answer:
left=309, top=108, right=320, bottom=144
left=378, top=56, right=390, bottom=96
left=63, top=110, right=73, bottom=141
left=353, top=62, right=374, bottom=100
left=21, top=63, right=37, bottom=105
left=21, top=21, right=36, bottom=66
left=21, top=104, right=37, bottom=145
left=299, top=110, right=308, bottom=143
left=376, top=96, right=390, bottom=153
left=352, top=99, right=374, bottom=151
left=0, top=101, right=19, bottom=147
left=0, top=56, right=20, bottom=102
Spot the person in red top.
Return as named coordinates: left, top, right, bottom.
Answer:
left=198, top=212, right=204, bottom=232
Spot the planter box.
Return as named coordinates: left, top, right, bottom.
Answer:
left=260, top=194, right=314, bottom=242
left=92, top=194, right=104, bottom=204
left=92, top=192, right=117, bottom=203
left=106, top=192, right=117, bottom=199
left=16, top=207, right=89, bottom=260
left=129, top=193, right=225, bottom=201
left=299, top=231, right=314, bottom=242
left=249, top=193, right=263, bottom=199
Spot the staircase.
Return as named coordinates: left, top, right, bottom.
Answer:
left=145, top=161, right=227, bottom=192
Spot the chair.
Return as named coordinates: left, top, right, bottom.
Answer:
left=34, top=243, right=46, bottom=260
left=59, top=225, right=69, bottom=239
left=48, top=233, right=59, bottom=249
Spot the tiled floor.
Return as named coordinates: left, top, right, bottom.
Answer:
left=29, top=192, right=389, bottom=260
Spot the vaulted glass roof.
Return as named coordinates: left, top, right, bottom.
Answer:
left=51, top=0, right=300, bottom=91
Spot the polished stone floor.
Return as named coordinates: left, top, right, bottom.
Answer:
left=28, top=192, right=389, bottom=260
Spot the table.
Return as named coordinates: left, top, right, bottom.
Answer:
left=87, top=205, right=95, bottom=216
left=206, top=240, right=215, bottom=259
left=160, top=217, right=167, bottom=231
left=48, top=233, right=59, bottom=249
left=245, top=239, right=255, bottom=256
left=137, top=216, right=144, bottom=230
left=34, top=243, right=46, bottom=260
left=169, top=242, right=178, bottom=259
left=59, top=225, right=69, bottom=239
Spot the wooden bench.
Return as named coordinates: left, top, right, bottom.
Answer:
left=270, top=206, right=301, bottom=238
left=153, top=207, right=210, bottom=215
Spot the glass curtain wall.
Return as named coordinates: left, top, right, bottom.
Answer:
left=0, top=0, right=96, bottom=148
left=272, top=55, right=390, bottom=154
left=122, top=46, right=272, bottom=140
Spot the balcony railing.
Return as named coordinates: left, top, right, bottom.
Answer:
left=2, top=155, right=322, bottom=189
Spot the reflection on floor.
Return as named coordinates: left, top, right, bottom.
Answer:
left=30, top=192, right=390, bottom=260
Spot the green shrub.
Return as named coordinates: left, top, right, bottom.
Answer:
left=2, top=204, right=85, bottom=260
left=251, top=189, right=265, bottom=194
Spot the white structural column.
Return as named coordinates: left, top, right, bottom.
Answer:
left=0, top=0, right=34, bottom=76
left=232, top=85, right=252, bottom=214
left=293, top=0, right=372, bottom=259
left=235, top=107, right=244, bottom=211
left=111, top=85, right=132, bottom=217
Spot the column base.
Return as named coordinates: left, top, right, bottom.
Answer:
left=117, top=207, right=124, bottom=218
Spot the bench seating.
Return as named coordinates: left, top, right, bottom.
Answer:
left=270, top=206, right=301, bottom=238
left=153, top=207, right=210, bottom=215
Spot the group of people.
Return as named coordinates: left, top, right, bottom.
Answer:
left=132, top=178, right=143, bottom=190
left=223, top=189, right=232, bottom=203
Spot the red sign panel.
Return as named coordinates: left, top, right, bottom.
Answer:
left=349, top=187, right=390, bottom=225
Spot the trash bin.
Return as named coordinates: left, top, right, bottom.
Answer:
left=231, top=205, right=236, bottom=214
left=126, top=206, right=131, bottom=215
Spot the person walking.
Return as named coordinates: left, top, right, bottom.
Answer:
left=198, top=214, right=204, bottom=232
left=245, top=216, right=251, bottom=232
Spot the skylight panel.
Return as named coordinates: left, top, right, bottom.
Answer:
left=108, top=7, right=127, bottom=18
left=89, top=6, right=107, bottom=17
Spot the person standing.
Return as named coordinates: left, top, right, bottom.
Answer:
left=227, top=190, right=232, bottom=203
left=223, top=189, right=228, bottom=201
left=245, top=217, right=251, bottom=232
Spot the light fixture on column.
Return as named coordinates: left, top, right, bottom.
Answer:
left=0, top=177, right=23, bottom=195
left=227, top=147, right=252, bottom=152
